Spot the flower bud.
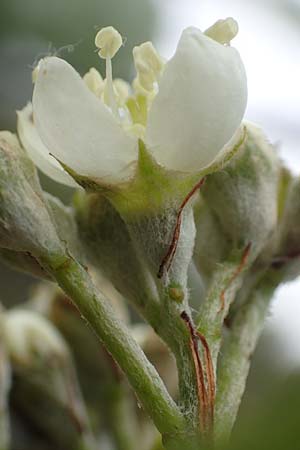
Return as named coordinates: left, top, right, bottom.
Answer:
left=3, top=309, right=69, bottom=370
left=0, top=132, right=63, bottom=258
left=3, top=309, right=95, bottom=449
left=200, top=122, right=280, bottom=262
left=26, top=282, right=139, bottom=450
left=194, top=196, right=230, bottom=284
left=270, top=171, right=300, bottom=281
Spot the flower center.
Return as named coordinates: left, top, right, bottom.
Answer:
left=82, top=28, right=163, bottom=139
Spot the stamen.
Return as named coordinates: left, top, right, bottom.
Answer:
left=95, top=26, right=123, bottom=118
left=133, top=41, right=164, bottom=92
left=105, top=57, right=119, bottom=117
left=204, top=17, right=239, bottom=45
left=83, top=67, right=104, bottom=97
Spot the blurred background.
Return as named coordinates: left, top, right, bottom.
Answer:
left=1, top=0, right=300, bottom=447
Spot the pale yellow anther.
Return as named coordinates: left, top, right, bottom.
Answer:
left=133, top=42, right=164, bottom=92
left=204, top=18, right=239, bottom=45
left=83, top=67, right=105, bottom=97
left=95, top=26, right=123, bottom=59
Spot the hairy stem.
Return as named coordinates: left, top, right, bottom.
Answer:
left=39, top=252, right=185, bottom=436
left=197, top=247, right=251, bottom=369
left=214, top=279, right=275, bottom=443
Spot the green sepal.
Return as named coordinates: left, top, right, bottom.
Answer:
left=56, top=134, right=246, bottom=218
left=58, top=133, right=246, bottom=296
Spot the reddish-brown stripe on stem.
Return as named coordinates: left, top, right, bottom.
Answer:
left=219, top=242, right=252, bottom=312
left=197, top=331, right=215, bottom=425
left=181, top=311, right=209, bottom=432
left=158, top=178, right=206, bottom=278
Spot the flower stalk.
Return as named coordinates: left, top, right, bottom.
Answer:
left=214, top=278, right=276, bottom=443
left=38, top=251, right=186, bottom=437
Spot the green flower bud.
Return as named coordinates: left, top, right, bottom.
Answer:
left=0, top=132, right=63, bottom=258
left=194, top=195, right=230, bottom=284
left=200, top=122, right=280, bottom=262
left=270, top=171, right=300, bottom=281
left=0, top=193, right=83, bottom=280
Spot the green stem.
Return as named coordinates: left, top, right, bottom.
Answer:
left=39, top=252, right=185, bottom=436
left=142, top=292, right=201, bottom=430
left=196, top=255, right=247, bottom=369
left=214, top=280, right=275, bottom=443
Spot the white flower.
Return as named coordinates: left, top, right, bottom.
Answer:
left=18, top=19, right=247, bottom=186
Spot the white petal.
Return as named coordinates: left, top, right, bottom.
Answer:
left=17, top=103, right=77, bottom=187
left=33, top=57, right=138, bottom=183
left=146, top=27, right=247, bottom=172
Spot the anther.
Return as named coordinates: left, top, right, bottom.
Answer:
left=83, top=67, right=105, bottom=97
left=95, top=26, right=123, bottom=59
left=204, top=17, right=239, bottom=45
left=133, top=41, right=164, bottom=92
